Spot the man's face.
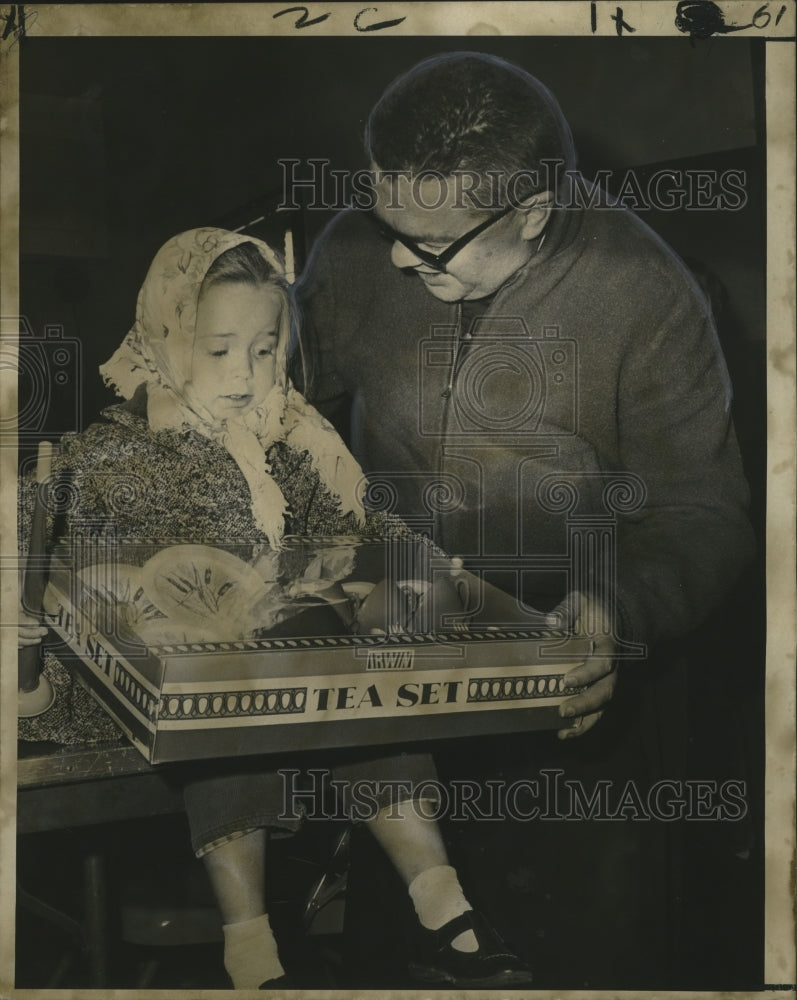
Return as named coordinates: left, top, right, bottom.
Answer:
left=371, top=171, right=547, bottom=302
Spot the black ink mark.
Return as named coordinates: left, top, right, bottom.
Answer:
left=1, top=2, right=23, bottom=39
left=775, top=3, right=787, bottom=24
left=1, top=4, right=36, bottom=47
left=674, top=0, right=728, bottom=38
left=610, top=6, right=636, bottom=34
left=674, top=0, right=784, bottom=39
left=590, top=1, right=598, bottom=32
left=273, top=5, right=331, bottom=29
left=353, top=6, right=407, bottom=32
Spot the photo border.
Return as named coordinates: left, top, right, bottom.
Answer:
left=1, top=3, right=794, bottom=997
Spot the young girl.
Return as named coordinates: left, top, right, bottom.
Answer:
left=19, top=228, right=531, bottom=989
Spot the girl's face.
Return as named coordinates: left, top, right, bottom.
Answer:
left=188, top=282, right=282, bottom=421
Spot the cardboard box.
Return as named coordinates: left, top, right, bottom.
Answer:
left=43, top=534, right=587, bottom=763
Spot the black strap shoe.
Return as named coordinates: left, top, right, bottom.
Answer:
left=259, top=972, right=295, bottom=989
left=408, top=909, right=533, bottom=988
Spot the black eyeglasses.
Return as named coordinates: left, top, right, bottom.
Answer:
left=367, top=202, right=517, bottom=274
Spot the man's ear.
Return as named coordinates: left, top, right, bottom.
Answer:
left=519, top=191, right=554, bottom=241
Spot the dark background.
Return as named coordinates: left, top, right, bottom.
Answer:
left=20, top=35, right=765, bottom=437
left=17, top=34, right=767, bottom=990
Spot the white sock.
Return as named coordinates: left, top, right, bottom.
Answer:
left=222, top=913, right=284, bottom=988
left=407, top=865, right=479, bottom=952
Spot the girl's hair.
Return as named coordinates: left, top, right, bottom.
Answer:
left=198, top=240, right=296, bottom=379
left=200, top=241, right=287, bottom=298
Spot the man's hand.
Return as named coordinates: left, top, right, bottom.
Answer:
left=553, top=590, right=618, bottom=739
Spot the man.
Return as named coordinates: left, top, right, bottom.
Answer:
left=295, top=52, right=755, bottom=986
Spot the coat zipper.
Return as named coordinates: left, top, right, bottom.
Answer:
left=441, top=302, right=465, bottom=400
left=434, top=303, right=463, bottom=547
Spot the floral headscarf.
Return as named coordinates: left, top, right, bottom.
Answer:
left=100, top=227, right=365, bottom=548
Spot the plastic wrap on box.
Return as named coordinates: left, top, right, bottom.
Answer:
left=43, top=534, right=586, bottom=763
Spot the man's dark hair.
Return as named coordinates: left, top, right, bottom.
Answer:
left=365, top=52, right=576, bottom=204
